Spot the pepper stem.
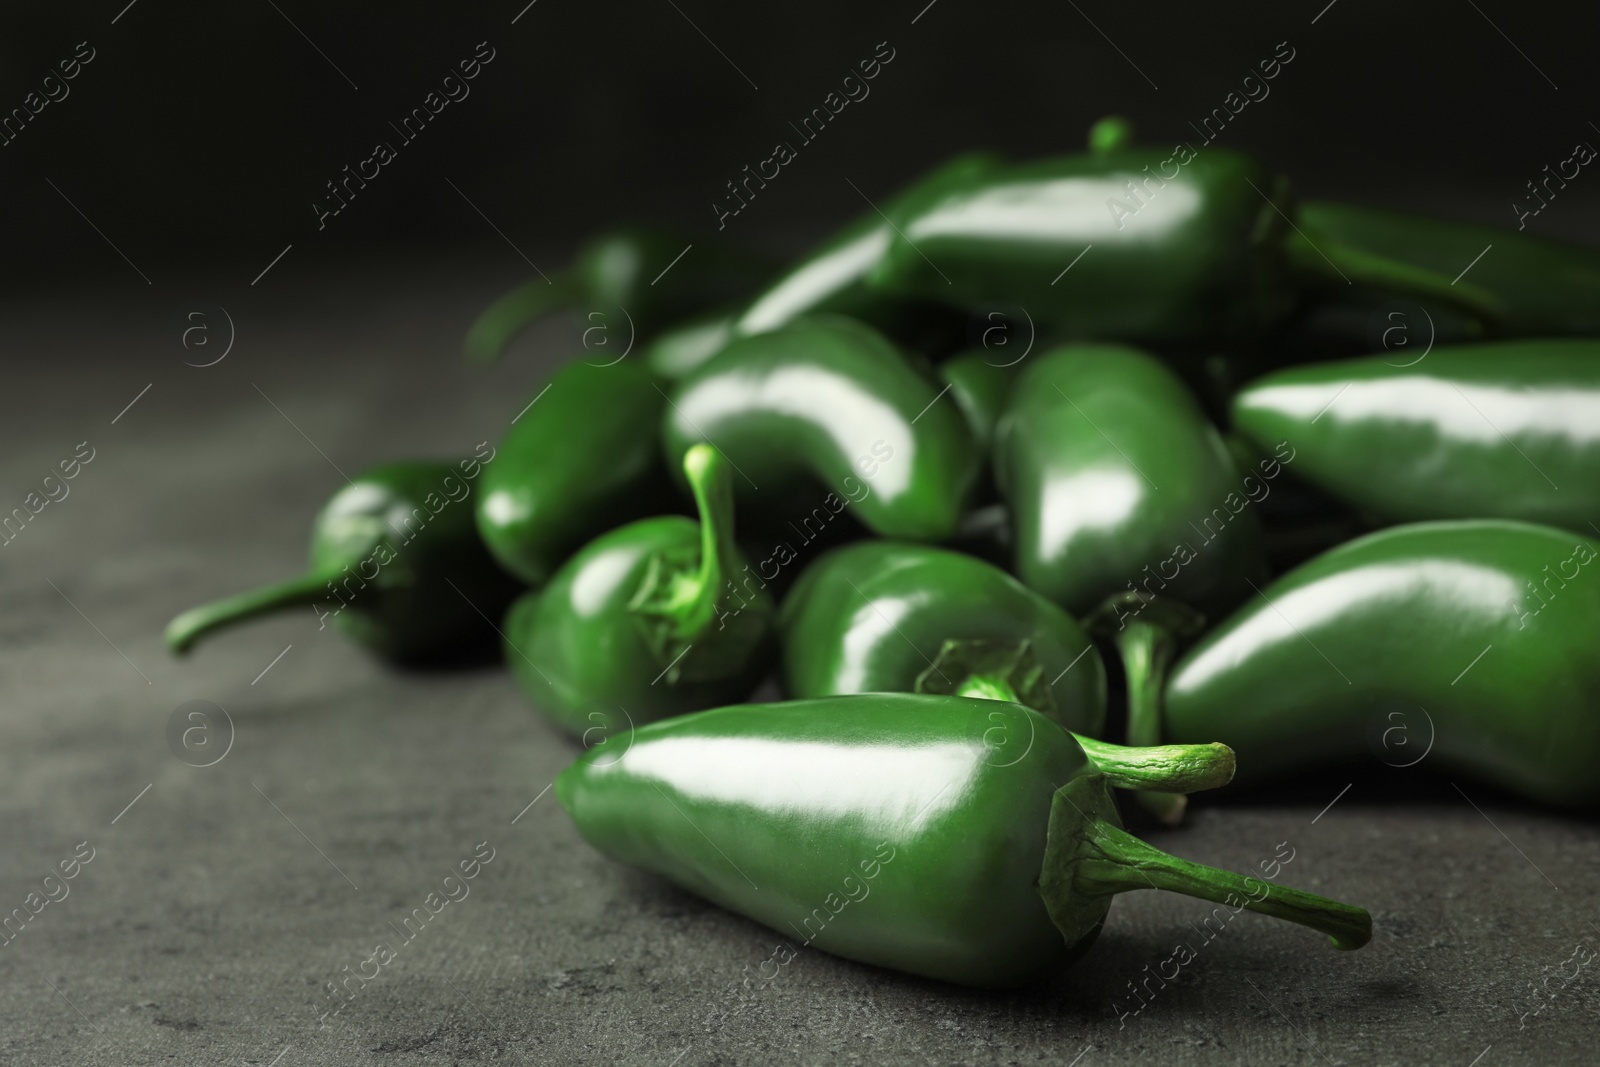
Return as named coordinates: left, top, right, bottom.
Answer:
left=666, top=444, right=738, bottom=639
left=1072, top=735, right=1236, bottom=794
left=1075, top=819, right=1372, bottom=951
left=954, top=673, right=1018, bottom=703
left=924, top=639, right=1055, bottom=716
left=1285, top=227, right=1505, bottom=330
left=464, top=271, right=577, bottom=364
left=165, top=570, right=341, bottom=654
left=952, top=671, right=1234, bottom=795
left=1088, top=593, right=1206, bottom=824
left=628, top=444, right=754, bottom=681
left=1039, top=777, right=1372, bottom=953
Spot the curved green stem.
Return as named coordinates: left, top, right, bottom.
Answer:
left=165, top=570, right=341, bottom=654
left=1039, top=778, right=1372, bottom=953
left=1073, top=819, right=1372, bottom=951
left=669, top=443, right=739, bottom=639
left=922, top=639, right=1058, bottom=716
left=1089, top=593, right=1205, bottom=825
left=952, top=671, right=1233, bottom=794
left=1072, top=735, right=1235, bottom=794
left=628, top=443, right=747, bottom=679
left=954, top=672, right=1018, bottom=703
left=464, top=272, right=577, bottom=365
left=1285, top=226, right=1505, bottom=330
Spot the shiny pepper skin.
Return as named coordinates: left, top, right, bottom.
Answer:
left=1232, top=339, right=1600, bottom=536
left=1165, top=520, right=1600, bottom=807
left=558, top=694, right=1372, bottom=988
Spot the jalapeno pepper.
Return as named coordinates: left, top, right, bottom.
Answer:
left=1299, top=200, right=1600, bottom=338
left=1232, top=339, right=1600, bottom=535
left=1162, top=519, right=1600, bottom=807
left=166, top=458, right=517, bottom=663
left=779, top=541, right=1106, bottom=734
left=860, top=119, right=1500, bottom=344
left=731, top=154, right=1000, bottom=339
left=476, top=359, right=676, bottom=585
left=502, top=445, right=773, bottom=737
left=557, top=694, right=1371, bottom=989
left=643, top=312, right=737, bottom=381
left=662, top=316, right=978, bottom=542
left=995, top=343, right=1267, bottom=618
left=464, top=228, right=773, bottom=364
left=938, top=351, right=1018, bottom=456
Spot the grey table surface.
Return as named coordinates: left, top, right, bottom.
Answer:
left=0, top=261, right=1595, bottom=1067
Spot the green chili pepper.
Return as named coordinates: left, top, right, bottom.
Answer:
left=731, top=154, right=1000, bottom=339
left=996, top=344, right=1267, bottom=618
left=557, top=693, right=1371, bottom=988
left=779, top=540, right=1106, bottom=734
left=465, top=228, right=772, bottom=364
left=1299, top=200, right=1600, bottom=337
left=938, top=351, right=1017, bottom=456
left=642, top=312, right=737, bottom=381
left=662, top=316, right=978, bottom=542
left=166, top=458, right=517, bottom=663
left=1162, top=519, right=1600, bottom=807
left=860, top=118, right=1500, bottom=344
left=476, top=359, right=676, bottom=585
left=1232, top=339, right=1600, bottom=535
left=502, top=444, right=773, bottom=737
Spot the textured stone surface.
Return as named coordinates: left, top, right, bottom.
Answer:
left=0, top=263, right=1595, bottom=1066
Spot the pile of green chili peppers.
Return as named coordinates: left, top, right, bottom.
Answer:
left=165, top=116, right=1600, bottom=991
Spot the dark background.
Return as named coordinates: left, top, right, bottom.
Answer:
left=3, top=0, right=1598, bottom=291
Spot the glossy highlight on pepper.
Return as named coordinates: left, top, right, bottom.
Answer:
left=1232, top=339, right=1600, bottom=535
left=858, top=120, right=1501, bottom=343
left=996, top=344, right=1266, bottom=618
left=1164, top=519, right=1600, bottom=807
left=558, top=694, right=1371, bottom=988
left=663, top=315, right=978, bottom=541
left=779, top=540, right=1106, bottom=735
left=476, top=359, right=676, bottom=586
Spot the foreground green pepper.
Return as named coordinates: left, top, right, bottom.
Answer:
left=476, top=359, right=675, bottom=585
left=503, top=445, right=772, bottom=737
left=996, top=344, right=1267, bottom=617
left=662, top=316, right=978, bottom=541
left=1232, top=339, right=1600, bottom=535
left=166, top=457, right=517, bottom=663
left=558, top=694, right=1371, bottom=988
left=1164, top=520, right=1600, bottom=807
left=859, top=118, right=1499, bottom=344
left=779, top=541, right=1106, bottom=735
left=464, top=228, right=772, bottom=364
left=1300, top=200, right=1600, bottom=338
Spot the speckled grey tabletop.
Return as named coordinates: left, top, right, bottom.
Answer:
left=0, top=263, right=1594, bottom=1067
